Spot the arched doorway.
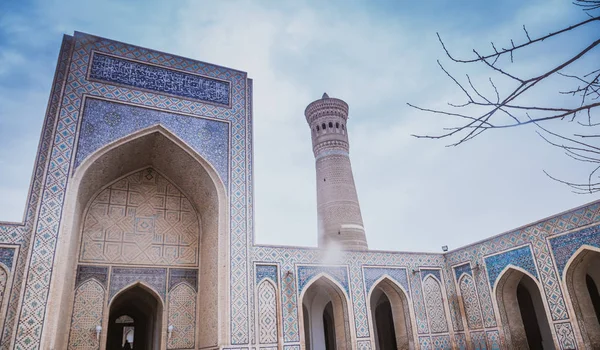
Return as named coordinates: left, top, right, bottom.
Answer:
left=107, top=284, right=163, bottom=350
left=495, top=268, right=555, bottom=349
left=565, top=247, right=600, bottom=349
left=369, top=278, right=414, bottom=350
left=301, top=276, right=351, bottom=350
left=47, top=127, right=228, bottom=349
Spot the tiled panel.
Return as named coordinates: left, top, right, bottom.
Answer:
left=89, top=52, right=230, bottom=106
left=297, top=265, right=349, bottom=295
left=75, top=98, right=230, bottom=188
left=0, top=248, right=15, bottom=269
left=256, top=265, right=278, bottom=285
left=363, top=266, right=409, bottom=295
left=484, top=245, right=538, bottom=288
left=169, top=268, right=198, bottom=291
left=549, top=223, right=600, bottom=277
left=109, top=267, right=167, bottom=300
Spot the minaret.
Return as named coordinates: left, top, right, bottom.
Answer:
left=305, top=93, right=368, bottom=251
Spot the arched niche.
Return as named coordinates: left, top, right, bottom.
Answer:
left=44, top=126, right=229, bottom=350
left=564, top=246, right=600, bottom=349
left=368, top=277, right=415, bottom=350
left=300, top=275, right=352, bottom=350
left=106, top=283, right=164, bottom=350
left=495, top=267, right=555, bottom=349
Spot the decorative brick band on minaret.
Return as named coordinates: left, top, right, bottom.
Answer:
left=305, top=93, right=368, bottom=250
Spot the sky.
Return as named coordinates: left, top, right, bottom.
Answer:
left=0, top=0, right=598, bottom=253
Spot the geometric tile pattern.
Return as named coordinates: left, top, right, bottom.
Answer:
left=363, top=267, right=409, bottom=296
left=486, top=330, right=501, bottom=350
left=418, top=336, right=432, bottom=350
left=257, top=280, right=278, bottom=344
left=0, top=248, right=15, bottom=269
left=421, top=269, right=441, bottom=282
left=67, top=279, right=105, bottom=350
left=167, top=283, right=196, bottom=349
left=549, top=223, right=600, bottom=277
left=554, top=322, right=577, bottom=350
left=470, top=331, right=486, bottom=350
left=485, top=245, right=538, bottom=288
left=74, top=265, right=109, bottom=288
left=454, top=263, right=472, bottom=280
left=454, top=333, right=467, bottom=350
left=109, top=267, right=167, bottom=300
left=422, top=275, right=448, bottom=333
left=75, top=98, right=230, bottom=188
left=458, top=274, right=483, bottom=330
left=431, top=335, right=451, bottom=349
left=357, top=340, right=372, bottom=350
left=89, top=52, right=230, bottom=106
left=168, top=269, right=198, bottom=292
left=256, top=265, right=278, bottom=285
left=297, top=265, right=349, bottom=295
left=80, top=169, right=200, bottom=266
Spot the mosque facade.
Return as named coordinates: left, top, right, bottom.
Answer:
left=0, top=32, right=599, bottom=350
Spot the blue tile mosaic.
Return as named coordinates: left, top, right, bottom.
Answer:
left=0, top=247, right=15, bottom=269
left=297, top=265, right=349, bottom=295
left=256, top=264, right=278, bottom=284
left=89, top=52, right=230, bottom=105
left=454, top=263, right=472, bottom=280
left=363, top=267, right=410, bottom=296
left=169, top=268, right=198, bottom=291
left=420, top=268, right=442, bottom=282
left=549, top=223, right=600, bottom=277
left=75, top=98, right=229, bottom=188
left=75, top=265, right=108, bottom=288
left=485, top=245, right=538, bottom=288
left=109, top=267, right=167, bottom=300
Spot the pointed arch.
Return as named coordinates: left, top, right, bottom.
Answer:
left=257, top=278, right=279, bottom=345
left=67, top=279, right=105, bottom=350
left=300, top=274, right=353, bottom=350
left=494, top=266, right=555, bottom=349
left=168, top=282, right=196, bottom=349
left=47, top=125, right=229, bottom=349
left=368, top=276, right=416, bottom=350
left=422, top=275, right=448, bottom=333
left=563, top=245, right=600, bottom=349
left=106, top=282, right=164, bottom=350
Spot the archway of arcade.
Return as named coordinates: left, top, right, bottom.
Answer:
left=495, top=268, right=555, bottom=350
left=369, top=278, right=414, bottom=350
left=301, top=276, right=352, bottom=350
left=564, top=247, right=600, bottom=349
left=107, top=284, right=163, bottom=350
left=43, top=127, right=229, bottom=350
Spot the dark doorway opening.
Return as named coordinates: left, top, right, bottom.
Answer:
left=587, top=274, right=600, bottom=324
left=106, top=285, right=162, bottom=350
left=517, top=283, right=543, bottom=350
left=322, top=302, right=337, bottom=350
left=374, top=293, right=398, bottom=350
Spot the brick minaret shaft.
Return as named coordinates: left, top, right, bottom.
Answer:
left=305, top=93, right=368, bottom=251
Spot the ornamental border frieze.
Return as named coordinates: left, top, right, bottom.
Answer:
left=87, top=51, right=232, bottom=108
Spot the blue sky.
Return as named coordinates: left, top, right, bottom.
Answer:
left=0, top=0, right=598, bottom=252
